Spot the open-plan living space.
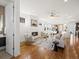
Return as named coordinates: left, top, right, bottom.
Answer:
left=0, top=0, right=79, bottom=59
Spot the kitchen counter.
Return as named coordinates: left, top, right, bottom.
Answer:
left=0, top=34, right=6, bottom=37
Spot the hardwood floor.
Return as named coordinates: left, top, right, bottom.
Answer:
left=12, top=38, right=79, bottom=59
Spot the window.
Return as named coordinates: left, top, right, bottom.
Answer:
left=0, top=6, right=5, bottom=34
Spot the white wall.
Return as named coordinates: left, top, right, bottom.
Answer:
left=5, top=2, right=14, bottom=56
left=20, top=13, right=76, bottom=42
left=13, top=0, right=20, bottom=57
left=5, top=0, right=20, bottom=57
left=20, top=13, right=30, bottom=42
left=20, top=13, right=42, bottom=42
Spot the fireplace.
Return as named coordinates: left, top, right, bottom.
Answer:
left=32, top=32, right=38, bottom=36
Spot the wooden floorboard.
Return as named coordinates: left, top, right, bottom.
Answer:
left=12, top=38, right=79, bottom=59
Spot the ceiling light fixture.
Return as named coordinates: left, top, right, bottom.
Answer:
left=64, top=0, right=68, bottom=2
left=49, top=10, right=59, bottom=19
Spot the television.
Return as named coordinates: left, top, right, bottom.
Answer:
left=32, top=32, right=38, bottom=36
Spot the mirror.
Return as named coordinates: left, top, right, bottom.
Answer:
left=0, top=6, right=5, bottom=34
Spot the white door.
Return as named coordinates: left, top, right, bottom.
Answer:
left=5, top=2, right=14, bottom=56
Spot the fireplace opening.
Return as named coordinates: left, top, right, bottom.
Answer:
left=32, top=32, right=38, bottom=36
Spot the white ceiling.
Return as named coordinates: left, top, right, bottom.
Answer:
left=20, top=0, right=79, bottom=20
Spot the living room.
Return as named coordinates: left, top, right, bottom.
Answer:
left=0, top=0, right=79, bottom=59
left=19, top=0, right=79, bottom=59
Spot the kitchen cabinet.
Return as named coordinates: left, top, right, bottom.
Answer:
left=0, top=37, right=6, bottom=47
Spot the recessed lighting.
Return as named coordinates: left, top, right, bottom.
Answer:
left=64, top=0, right=68, bottom=2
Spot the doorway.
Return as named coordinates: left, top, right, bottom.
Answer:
left=0, top=0, right=20, bottom=58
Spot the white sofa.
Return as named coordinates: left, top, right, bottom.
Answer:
left=57, top=37, right=64, bottom=48
left=25, top=33, right=65, bottom=50
left=54, top=34, right=65, bottom=48
left=33, top=37, right=54, bottom=50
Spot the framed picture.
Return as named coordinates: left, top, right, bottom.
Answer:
left=20, top=17, right=25, bottom=23
left=31, top=19, right=38, bottom=27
